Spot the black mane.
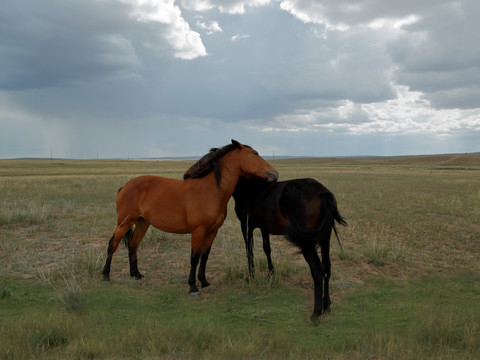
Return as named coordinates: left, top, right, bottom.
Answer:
left=183, top=141, right=244, bottom=187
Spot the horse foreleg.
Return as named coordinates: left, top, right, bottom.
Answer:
left=128, top=218, right=150, bottom=279
left=102, top=223, right=133, bottom=281
left=188, top=250, right=201, bottom=295
left=198, top=230, right=217, bottom=289
left=188, top=230, right=206, bottom=295
left=261, top=228, right=274, bottom=275
left=301, top=246, right=325, bottom=325
left=198, top=247, right=211, bottom=289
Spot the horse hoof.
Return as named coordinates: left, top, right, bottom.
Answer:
left=189, top=291, right=201, bottom=298
left=309, top=314, right=320, bottom=326
left=130, top=272, right=144, bottom=279
left=202, top=285, right=212, bottom=292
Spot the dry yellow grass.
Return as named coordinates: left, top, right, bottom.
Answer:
left=1, top=154, right=479, bottom=289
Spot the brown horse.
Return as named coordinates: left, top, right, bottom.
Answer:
left=102, top=140, right=278, bottom=295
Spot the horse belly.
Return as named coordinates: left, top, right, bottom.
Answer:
left=265, top=220, right=287, bottom=235
left=146, top=210, right=190, bottom=234
left=258, top=203, right=287, bottom=235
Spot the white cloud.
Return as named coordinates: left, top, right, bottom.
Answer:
left=361, top=85, right=480, bottom=137
left=367, top=14, right=420, bottom=30
left=181, top=0, right=271, bottom=14
left=280, top=0, right=349, bottom=32
left=119, top=0, right=207, bottom=59
left=196, top=18, right=223, bottom=35
left=231, top=34, right=250, bottom=41
left=279, top=0, right=432, bottom=34
left=180, top=0, right=215, bottom=11
left=247, top=84, right=480, bottom=141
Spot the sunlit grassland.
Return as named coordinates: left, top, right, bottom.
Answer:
left=1, top=154, right=480, bottom=359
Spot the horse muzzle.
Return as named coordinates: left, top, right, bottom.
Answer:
left=266, top=169, right=279, bottom=183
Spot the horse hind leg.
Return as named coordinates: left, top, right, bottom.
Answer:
left=244, top=226, right=255, bottom=279
left=127, top=218, right=150, bottom=279
left=102, top=235, right=115, bottom=281
left=320, top=236, right=332, bottom=313
left=301, top=246, right=325, bottom=325
left=102, top=222, right=134, bottom=281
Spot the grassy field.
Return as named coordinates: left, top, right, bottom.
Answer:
left=1, top=154, right=479, bottom=359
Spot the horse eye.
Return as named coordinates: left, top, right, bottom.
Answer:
left=253, top=151, right=259, bottom=156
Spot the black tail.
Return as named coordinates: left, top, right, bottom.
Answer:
left=283, top=184, right=347, bottom=250
left=112, top=186, right=134, bottom=249
left=330, top=197, right=347, bottom=251
left=123, top=227, right=134, bottom=248
left=106, top=227, right=134, bottom=254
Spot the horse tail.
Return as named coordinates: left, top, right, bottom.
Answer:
left=114, top=186, right=134, bottom=247
left=106, top=226, right=133, bottom=255
left=123, top=227, right=134, bottom=248
left=330, top=196, right=347, bottom=251
left=283, top=183, right=347, bottom=250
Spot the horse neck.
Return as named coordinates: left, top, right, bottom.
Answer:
left=217, top=151, right=242, bottom=198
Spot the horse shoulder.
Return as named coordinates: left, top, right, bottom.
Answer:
left=183, top=178, right=229, bottom=231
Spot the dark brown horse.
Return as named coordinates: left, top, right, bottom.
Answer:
left=102, top=140, right=278, bottom=295
left=232, top=177, right=346, bottom=324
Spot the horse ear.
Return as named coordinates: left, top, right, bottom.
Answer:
left=231, top=139, right=241, bottom=148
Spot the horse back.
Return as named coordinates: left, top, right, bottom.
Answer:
left=116, top=175, right=191, bottom=233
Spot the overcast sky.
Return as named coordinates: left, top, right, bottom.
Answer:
left=1, top=0, right=479, bottom=159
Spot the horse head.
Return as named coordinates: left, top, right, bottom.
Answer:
left=231, top=139, right=278, bottom=183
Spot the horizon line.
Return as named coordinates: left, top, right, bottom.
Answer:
left=2, top=151, right=479, bottom=162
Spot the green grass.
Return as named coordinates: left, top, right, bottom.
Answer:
left=1, top=155, right=480, bottom=359
left=1, top=274, right=479, bottom=359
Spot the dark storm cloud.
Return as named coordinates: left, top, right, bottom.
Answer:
left=174, top=5, right=396, bottom=121
left=282, top=0, right=480, bottom=110
left=388, top=0, right=480, bottom=109
left=0, top=0, right=142, bottom=90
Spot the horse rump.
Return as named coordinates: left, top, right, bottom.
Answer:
left=281, top=179, right=346, bottom=249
